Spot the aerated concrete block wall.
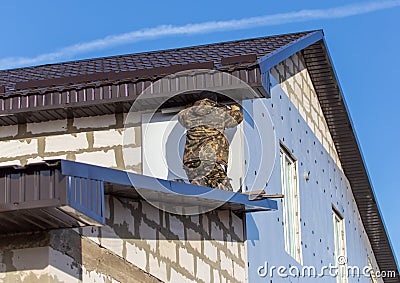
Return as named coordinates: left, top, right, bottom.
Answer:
left=0, top=113, right=141, bottom=172
left=0, top=113, right=247, bottom=283
left=0, top=197, right=246, bottom=283
left=0, top=228, right=162, bottom=283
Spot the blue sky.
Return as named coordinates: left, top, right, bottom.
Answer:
left=1, top=0, right=399, bottom=263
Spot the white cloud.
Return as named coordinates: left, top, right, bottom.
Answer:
left=1, top=0, right=399, bottom=69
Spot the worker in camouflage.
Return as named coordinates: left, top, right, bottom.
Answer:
left=178, top=98, right=244, bottom=191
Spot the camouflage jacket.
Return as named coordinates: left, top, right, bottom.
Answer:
left=178, top=98, right=244, bottom=166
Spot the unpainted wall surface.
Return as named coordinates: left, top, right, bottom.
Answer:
left=83, top=195, right=246, bottom=283
left=0, top=229, right=162, bottom=283
left=0, top=196, right=246, bottom=283
left=0, top=113, right=142, bottom=173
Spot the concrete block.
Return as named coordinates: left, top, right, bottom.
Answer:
left=123, top=126, right=141, bottom=146
left=73, top=114, right=116, bottom=129
left=316, top=129, right=322, bottom=143
left=186, top=228, right=202, bottom=252
left=202, top=214, right=209, bottom=235
left=178, top=247, right=194, bottom=275
left=93, top=129, right=123, bottom=148
left=44, top=154, right=67, bottom=160
left=122, top=146, right=141, bottom=167
left=298, top=54, right=305, bottom=69
left=292, top=53, right=299, bottom=65
left=227, top=240, right=239, bottom=258
left=286, top=58, right=294, bottom=75
left=125, top=242, right=147, bottom=271
left=213, top=269, right=221, bottom=283
left=302, top=80, right=311, bottom=99
left=99, top=226, right=124, bottom=258
left=159, top=240, right=176, bottom=262
left=142, top=201, right=160, bottom=224
left=27, top=119, right=67, bottom=134
left=0, top=265, right=5, bottom=279
left=0, top=160, right=21, bottom=166
left=0, top=139, right=38, bottom=158
left=113, top=199, right=135, bottom=235
left=310, top=120, right=317, bottom=133
left=75, top=150, right=116, bottom=167
left=26, top=156, right=44, bottom=164
left=304, top=67, right=312, bottom=83
left=146, top=240, right=157, bottom=253
left=300, top=73, right=308, bottom=91
left=139, top=220, right=156, bottom=240
left=123, top=112, right=141, bottom=125
left=203, top=241, right=218, bottom=262
left=233, top=260, right=246, bottom=281
left=170, top=215, right=185, bottom=239
left=286, top=77, right=296, bottom=94
left=298, top=105, right=307, bottom=121
left=210, top=222, right=223, bottom=240
left=217, top=210, right=230, bottom=230
left=319, top=116, right=327, bottom=134
left=220, top=251, right=233, bottom=274
left=311, top=92, right=320, bottom=111
left=303, top=96, right=311, bottom=113
left=231, top=213, right=243, bottom=240
left=190, top=215, right=199, bottom=225
left=149, top=253, right=168, bottom=282
left=170, top=268, right=193, bottom=283
left=46, top=133, right=88, bottom=153
left=49, top=248, right=81, bottom=282
left=196, top=257, right=210, bottom=283
left=311, top=107, right=319, bottom=125
left=0, top=125, right=18, bottom=138
left=105, top=195, right=111, bottom=220
left=82, top=268, right=108, bottom=283
left=270, top=68, right=279, bottom=82
left=240, top=244, right=246, bottom=259
left=12, top=246, right=49, bottom=270
left=294, top=82, right=302, bottom=99
left=322, top=137, right=329, bottom=148
left=275, top=64, right=285, bottom=80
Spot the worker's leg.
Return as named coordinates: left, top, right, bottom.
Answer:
left=184, top=160, right=212, bottom=187
left=204, top=163, right=233, bottom=191
left=184, top=161, right=232, bottom=191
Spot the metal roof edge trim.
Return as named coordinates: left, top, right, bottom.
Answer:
left=256, top=30, right=323, bottom=96
left=58, top=160, right=278, bottom=212
left=319, top=38, right=399, bottom=270
left=302, top=39, right=399, bottom=278
left=258, top=30, right=324, bottom=72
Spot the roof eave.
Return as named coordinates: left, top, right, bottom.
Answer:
left=302, top=38, right=399, bottom=281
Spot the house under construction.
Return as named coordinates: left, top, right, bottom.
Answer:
left=0, top=30, right=398, bottom=282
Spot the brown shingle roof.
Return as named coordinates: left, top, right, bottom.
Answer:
left=0, top=31, right=312, bottom=95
